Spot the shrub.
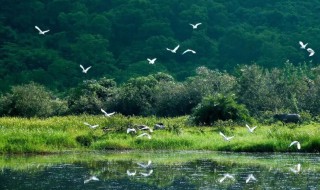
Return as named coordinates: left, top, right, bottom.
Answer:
left=190, top=94, right=252, bottom=126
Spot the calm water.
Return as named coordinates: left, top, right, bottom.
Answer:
left=0, top=151, right=319, bottom=190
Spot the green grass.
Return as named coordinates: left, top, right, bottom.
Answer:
left=0, top=115, right=319, bottom=153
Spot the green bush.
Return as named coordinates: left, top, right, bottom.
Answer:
left=190, top=94, right=252, bottom=126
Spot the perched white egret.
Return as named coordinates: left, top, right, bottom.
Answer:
left=245, top=124, right=257, bottom=133
left=307, top=48, right=315, bottom=56
left=84, top=122, right=99, bottom=129
left=219, top=173, right=235, bottom=183
left=190, top=23, right=202, bottom=29
left=245, top=174, right=257, bottom=183
left=140, top=170, right=153, bottom=177
left=219, top=132, right=234, bottom=141
left=182, top=49, right=196, bottom=55
left=299, top=41, right=308, bottom=49
left=35, top=26, right=50, bottom=35
left=166, top=45, right=180, bottom=53
left=80, top=65, right=92, bottom=73
left=290, top=163, right=301, bottom=174
left=289, top=141, right=301, bottom=150
left=100, top=108, right=115, bottom=117
left=137, top=160, right=152, bottom=168
left=147, top=58, right=157, bottom=64
left=137, top=133, right=152, bottom=139
left=84, top=176, right=99, bottom=184
left=127, top=170, right=136, bottom=176
left=138, top=125, right=153, bottom=133
left=127, top=128, right=137, bottom=134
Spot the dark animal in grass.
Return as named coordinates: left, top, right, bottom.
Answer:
left=273, top=114, right=301, bottom=125
left=154, top=123, right=165, bottom=130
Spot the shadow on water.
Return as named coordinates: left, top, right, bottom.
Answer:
left=0, top=151, right=319, bottom=190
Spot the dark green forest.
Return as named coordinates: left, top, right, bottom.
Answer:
left=1, top=0, right=320, bottom=120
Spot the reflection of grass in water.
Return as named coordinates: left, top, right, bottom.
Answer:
left=0, top=116, right=319, bottom=153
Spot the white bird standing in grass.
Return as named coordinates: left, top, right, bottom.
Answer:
left=289, top=141, right=301, bottom=150
left=137, top=133, right=152, bottom=139
left=140, top=169, right=153, bottom=177
left=84, top=176, right=99, bottom=184
left=290, top=163, right=301, bottom=174
left=245, top=174, right=257, bottom=183
left=307, top=48, right=315, bottom=56
left=299, top=41, right=308, bottom=49
left=219, top=132, right=234, bottom=141
left=166, top=45, right=180, bottom=53
left=137, top=160, right=152, bottom=168
left=127, top=128, right=137, bottom=134
left=84, top=122, right=99, bottom=129
left=190, top=23, right=202, bottom=29
left=245, top=124, right=257, bottom=133
left=219, top=173, right=235, bottom=183
left=182, top=49, right=196, bottom=55
left=100, top=108, right=115, bottom=117
left=147, top=58, right=157, bottom=64
left=127, top=170, right=136, bottom=176
left=80, top=65, right=92, bottom=74
left=35, top=26, right=50, bottom=35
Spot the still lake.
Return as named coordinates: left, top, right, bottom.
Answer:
left=0, top=151, right=319, bottom=190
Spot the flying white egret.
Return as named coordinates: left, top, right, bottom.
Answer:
left=35, top=26, right=50, bottom=35
left=245, top=124, right=257, bottom=133
left=138, top=125, right=153, bottom=133
left=166, top=45, right=180, bottom=53
left=219, top=173, right=235, bottom=183
left=147, top=58, right=157, bottom=64
left=289, top=141, right=301, bottom=150
left=219, top=132, right=234, bottom=141
left=100, top=108, right=115, bottom=117
left=290, top=163, right=301, bottom=174
left=307, top=48, right=315, bottom=56
left=80, top=65, right=92, bottom=73
left=137, top=160, right=152, bottom=168
left=190, top=23, right=202, bottom=29
left=299, top=41, right=308, bottom=49
left=182, top=49, right=196, bottom=55
left=245, top=174, right=257, bottom=183
left=137, top=133, right=152, bottom=139
left=84, top=176, right=99, bottom=184
left=83, top=122, right=99, bottom=129
left=127, top=128, right=137, bottom=134
left=126, top=170, right=136, bottom=176
left=140, top=170, right=153, bottom=177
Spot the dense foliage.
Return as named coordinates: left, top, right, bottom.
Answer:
left=1, top=0, right=320, bottom=92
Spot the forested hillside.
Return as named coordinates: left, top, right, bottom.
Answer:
left=1, top=0, right=320, bottom=92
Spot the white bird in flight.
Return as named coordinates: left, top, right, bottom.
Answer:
left=126, top=170, right=136, bottom=176
left=289, top=141, right=301, bottom=150
left=84, top=176, right=99, bottom=184
left=137, top=160, right=152, bottom=168
left=35, top=26, right=50, bottom=35
left=138, top=125, right=153, bottom=133
left=80, top=65, right=92, bottom=74
left=307, top=48, right=315, bottom=56
left=140, top=170, right=153, bottom=177
left=219, top=173, right=235, bottom=183
left=100, top=108, right=115, bottom=117
left=182, top=49, right=196, bottom=55
left=290, top=163, right=301, bottom=174
left=190, top=23, right=202, bottom=29
left=127, top=128, right=137, bottom=134
left=246, top=124, right=257, bottom=133
left=219, top=132, right=234, bottom=141
left=147, top=58, right=157, bottom=64
left=137, top=133, right=152, bottom=139
left=299, top=41, right=308, bottom=49
left=84, top=122, right=99, bottom=129
left=245, top=174, right=257, bottom=183
left=166, top=45, right=180, bottom=53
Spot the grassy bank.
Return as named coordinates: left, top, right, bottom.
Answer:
left=0, top=115, right=319, bottom=153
